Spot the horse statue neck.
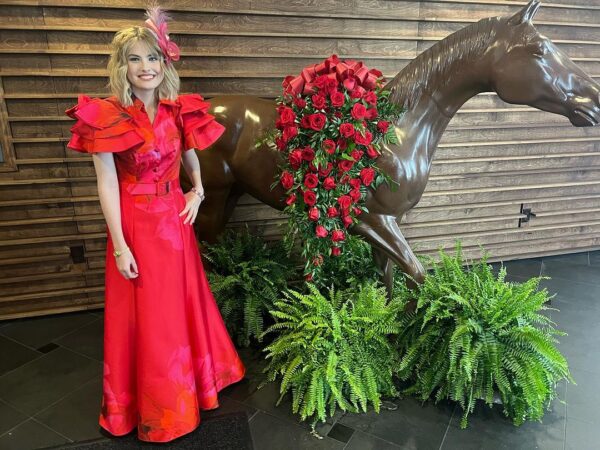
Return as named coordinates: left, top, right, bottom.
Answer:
left=385, top=17, right=502, bottom=163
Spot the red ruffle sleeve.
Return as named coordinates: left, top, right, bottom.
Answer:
left=177, top=94, right=225, bottom=151
left=65, top=95, right=145, bottom=154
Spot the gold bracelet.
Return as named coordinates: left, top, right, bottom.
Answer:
left=113, top=246, right=129, bottom=258
left=191, top=187, right=205, bottom=200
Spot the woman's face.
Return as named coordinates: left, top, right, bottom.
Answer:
left=126, top=40, right=164, bottom=97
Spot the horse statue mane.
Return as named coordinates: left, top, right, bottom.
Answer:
left=388, top=16, right=502, bottom=110
left=190, top=0, right=600, bottom=295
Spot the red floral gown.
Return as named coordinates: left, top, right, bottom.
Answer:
left=66, top=94, right=245, bottom=442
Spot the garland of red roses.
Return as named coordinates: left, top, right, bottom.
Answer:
left=271, top=55, right=402, bottom=280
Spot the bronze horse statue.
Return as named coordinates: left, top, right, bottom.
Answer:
left=189, top=0, right=600, bottom=293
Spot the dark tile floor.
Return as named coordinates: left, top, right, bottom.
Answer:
left=0, top=251, right=598, bottom=449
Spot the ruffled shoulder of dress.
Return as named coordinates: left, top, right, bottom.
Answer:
left=65, top=95, right=145, bottom=154
left=176, top=94, right=225, bottom=151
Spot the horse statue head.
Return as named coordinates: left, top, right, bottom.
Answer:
left=491, top=0, right=600, bottom=126
left=389, top=0, right=600, bottom=129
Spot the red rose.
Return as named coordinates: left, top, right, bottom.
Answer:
left=308, top=207, right=320, bottom=221
left=309, top=113, right=326, bottom=131
left=355, top=130, right=373, bottom=146
left=330, top=91, right=345, bottom=107
left=342, top=215, right=353, bottom=228
left=308, top=161, right=318, bottom=172
left=285, top=193, right=297, bottom=205
left=323, top=177, right=336, bottom=190
left=327, top=206, right=339, bottom=218
left=278, top=106, right=296, bottom=125
left=322, top=139, right=336, bottom=155
left=301, top=146, right=315, bottom=161
left=351, top=103, right=367, bottom=120
left=337, top=138, right=348, bottom=150
left=313, top=255, right=324, bottom=266
left=349, top=189, right=361, bottom=202
left=353, top=206, right=363, bottom=216
left=318, top=162, right=333, bottom=177
left=343, top=78, right=356, bottom=91
left=276, top=136, right=286, bottom=151
left=331, top=246, right=341, bottom=256
left=305, top=273, right=313, bottom=281
left=366, top=145, right=380, bottom=158
left=350, top=88, right=363, bottom=99
left=280, top=171, right=294, bottom=189
left=377, top=121, right=390, bottom=133
left=289, top=149, right=302, bottom=169
left=331, top=230, right=346, bottom=242
left=334, top=111, right=343, bottom=119
left=364, top=91, right=377, bottom=105
left=315, top=225, right=328, bottom=238
left=312, top=94, right=326, bottom=109
left=338, top=160, right=354, bottom=172
left=314, top=75, right=328, bottom=91
left=294, top=97, right=307, bottom=108
left=340, top=174, right=350, bottom=184
left=337, top=195, right=352, bottom=211
left=360, top=167, right=376, bottom=186
left=351, top=149, right=364, bottom=161
left=339, top=123, right=355, bottom=138
left=283, top=126, right=298, bottom=142
left=304, top=173, right=319, bottom=189
left=303, top=190, right=316, bottom=206
left=326, top=78, right=338, bottom=93
left=349, top=178, right=361, bottom=190
left=300, top=116, right=311, bottom=129
left=366, top=108, right=378, bottom=120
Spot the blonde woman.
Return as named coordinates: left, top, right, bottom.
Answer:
left=66, top=6, right=245, bottom=443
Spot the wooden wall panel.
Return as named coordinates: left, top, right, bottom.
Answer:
left=0, top=0, right=599, bottom=318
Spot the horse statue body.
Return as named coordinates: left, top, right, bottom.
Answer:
left=190, top=0, right=600, bottom=293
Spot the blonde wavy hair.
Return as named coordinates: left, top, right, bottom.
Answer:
left=107, top=26, right=180, bottom=106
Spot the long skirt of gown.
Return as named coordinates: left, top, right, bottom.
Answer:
left=99, top=181, right=245, bottom=442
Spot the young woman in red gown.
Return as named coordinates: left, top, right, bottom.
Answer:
left=65, top=7, right=245, bottom=443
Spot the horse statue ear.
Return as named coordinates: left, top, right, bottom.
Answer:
left=508, top=0, right=541, bottom=25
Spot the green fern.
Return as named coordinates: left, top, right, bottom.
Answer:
left=394, top=243, right=573, bottom=428
left=311, top=235, right=382, bottom=291
left=281, top=233, right=381, bottom=290
left=261, top=283, right=403, bottom=428
left=202, top=228, right=298, bottom=347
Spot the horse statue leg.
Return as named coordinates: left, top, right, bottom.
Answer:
left=372, top=246, right=394, bottom=295
left=354, top=212, right=425, bottom=299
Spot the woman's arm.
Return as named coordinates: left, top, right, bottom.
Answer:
left=179, top=148, right=204, bottom=225
left=92, top=153, right=138, bottom=279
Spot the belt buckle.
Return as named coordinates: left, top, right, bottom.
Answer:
left=157, top=181, right=170, bottom=196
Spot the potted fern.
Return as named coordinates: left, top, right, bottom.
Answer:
left=394, top=244, right=573, bottom=428
left=311, top=235, right=381, bottom=291
left=203, top=228, right=298, bottom=347
left=261, top=283, right=403, bottom=429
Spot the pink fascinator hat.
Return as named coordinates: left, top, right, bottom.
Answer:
left=144, top=2, right=180, bottom=64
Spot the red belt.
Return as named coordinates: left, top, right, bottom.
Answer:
left=120, top=179, right=179, bottom=196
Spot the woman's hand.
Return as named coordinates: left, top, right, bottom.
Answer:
left=115, top=248, right=139, bottom=279
left=179, top=187, right=204, bottom=225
